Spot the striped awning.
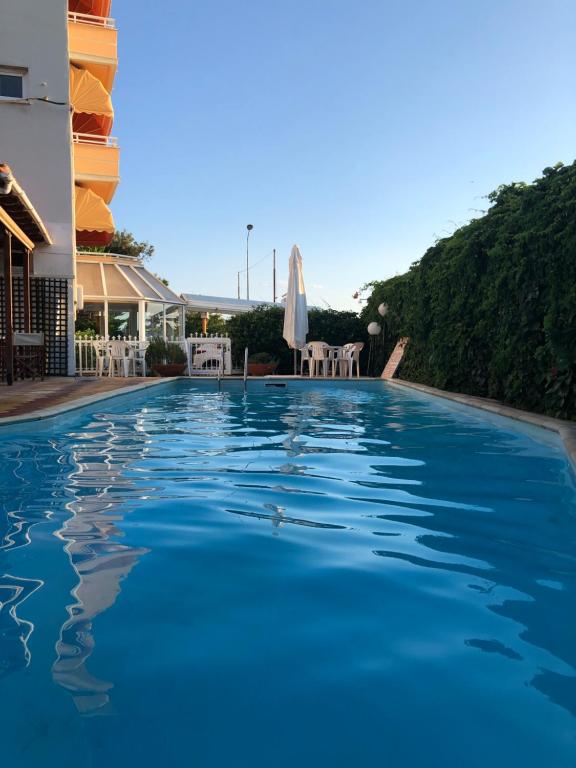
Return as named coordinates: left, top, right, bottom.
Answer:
left=70, top=65, right=113, bottom=136
left=69, top=0, right=112, bottom=19
left=75, top=185, right=114, bottom=246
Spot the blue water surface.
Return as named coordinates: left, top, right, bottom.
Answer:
left=0, top=380, right=575, bottom=767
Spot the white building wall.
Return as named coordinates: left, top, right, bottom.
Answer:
left=0, top=0, right=76, bottom=372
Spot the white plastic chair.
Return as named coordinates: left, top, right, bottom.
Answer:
left=192, top=342, right=224, bottom=374
left=308, top=341, right=331, bottom=377
left=108, top=340, right=134, bottom=377
left=129, top=342, right=148, bottom=377
left=332, top=342, right=364, bottom=378
left=300, top=344, right=312, bottom=376
left=92, top=340, right=109, bottom=376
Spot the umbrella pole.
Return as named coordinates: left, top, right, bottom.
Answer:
left=293, top=348, right=297, bottom=376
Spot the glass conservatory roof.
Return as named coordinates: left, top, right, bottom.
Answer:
left=76, top=253, right=186, bottom=305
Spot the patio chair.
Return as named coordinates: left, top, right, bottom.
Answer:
left=92, top=340, right=109, bottom=376
left=128, top=342, right=148, bottom=377
left=300, top=344, right=312, bottom=376
left=13, top=333, right=45, bottom=380
left=308, top=341, right=331, bottom=377
left=108, top=340, right=135, bottom=377
left=192, top=342, right=224, bottom=374
left=332, top=342, right=364, bottom=378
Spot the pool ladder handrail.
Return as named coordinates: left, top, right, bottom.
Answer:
left=243, top=347, right=248, bottom=392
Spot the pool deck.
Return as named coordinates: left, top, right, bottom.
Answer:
left=0, top=375, right=574, bottom=469
left=0, top=377, right=172, bottom=425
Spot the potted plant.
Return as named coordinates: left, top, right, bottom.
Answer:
left=145, top=338, right=187, bottom=377
left=247, top=351, right=279, bottom=376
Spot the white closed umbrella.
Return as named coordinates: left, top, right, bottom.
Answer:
left=283, top=245, right=309, bottom=374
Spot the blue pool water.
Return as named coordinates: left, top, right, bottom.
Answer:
left=0, top=380, right=575, bottom=767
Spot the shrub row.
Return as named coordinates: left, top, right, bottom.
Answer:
left=362, top=162, right=576, bottom=419
left=227, top=307, right=368, bottom=373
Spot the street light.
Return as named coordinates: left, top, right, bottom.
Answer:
left=246, top=224, right=253, bottom=300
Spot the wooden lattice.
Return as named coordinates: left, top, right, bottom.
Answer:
left=0, top=277, right=69, bottom=378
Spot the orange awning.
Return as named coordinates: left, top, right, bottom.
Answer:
left=75, top=185, right=115, bottom=246
left=70, top=65, right=113, bottom=136
left=69, top=0, right=112, bottom=17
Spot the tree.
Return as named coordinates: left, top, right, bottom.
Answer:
left=82, top=229, right=155, bottom=261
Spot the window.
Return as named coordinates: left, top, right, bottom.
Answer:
left=165, top=305, right=183, bottom=341
left=145, top=302, right=164, bottom=340
left=0, top=69, right=25, bottom=99
left=108, top=303, right=139, bottom=338
left=76, top=302, right=105, bottom=336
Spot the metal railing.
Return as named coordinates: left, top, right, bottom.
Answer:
left=243, top=347, right=249, bottom=391
left=73, top=132, right=119, bottom=148
left=68, top=11, right=116, bottom=29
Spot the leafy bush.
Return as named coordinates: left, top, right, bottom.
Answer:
left=362, top=161, right=576, bottom=419
left=227, top=307, right=367, bottom=374
left=185, top=311, right=228, bottom=337
left=145, top=338, right=186, bottom=366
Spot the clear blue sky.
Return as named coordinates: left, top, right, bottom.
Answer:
left=112, top=0, right=575, bottom=310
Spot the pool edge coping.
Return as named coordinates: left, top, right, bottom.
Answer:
left=389, top=378, right=576, bottom=471
left=0, top=378, right=178, bottom=427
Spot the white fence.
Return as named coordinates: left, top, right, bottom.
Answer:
left=75, top=335, right=233, bottom=377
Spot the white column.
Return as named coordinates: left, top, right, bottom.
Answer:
left=138, top=299, right=146, bottom=340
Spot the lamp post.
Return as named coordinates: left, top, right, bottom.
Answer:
left=378, top=302, right=388, bottom=362
left=246, top=224, right=253, bottom=300
left=367, top=321, right=382, bottom=378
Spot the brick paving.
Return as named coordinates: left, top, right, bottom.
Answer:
left=0, top=376, right=156, bottom=420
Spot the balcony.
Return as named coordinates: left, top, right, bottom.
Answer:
left=73, top=133, right=120, bottom=204
left=68, top=12, right=117, bottom=92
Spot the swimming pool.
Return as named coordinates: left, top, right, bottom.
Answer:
left=1, top=380, right=575, bottom=767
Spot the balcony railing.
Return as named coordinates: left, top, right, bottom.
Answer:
left=76, top=251, right=140, bottom=261
left=68, top=11, right=116, bottom=29
left=73, top=132, right=119, bottom=148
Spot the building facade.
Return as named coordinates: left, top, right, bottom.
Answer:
left=1, top=0, right=189, bottom=379
left=1, top=0, right=78, bottom=373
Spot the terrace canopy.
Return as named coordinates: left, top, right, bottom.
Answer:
left=75, top=185, right=115, bottom=246
left=69, top=0, right=112, bottom=18
left=70, top=65, right=114, bottom=136
left=0, top=166, right=52, bottom=384
left=183, top=294, right=278, bottom=316
left=76, top=252, right=187, bottom=340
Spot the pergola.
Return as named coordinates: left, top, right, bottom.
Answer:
left=0, top=166, right=52, bottom=385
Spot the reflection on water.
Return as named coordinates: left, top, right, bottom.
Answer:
left=0, top=383, right=574, bottom=765
left=0, top=575, right=43, bottom=679
left=52, top=420, right=151, bottom=714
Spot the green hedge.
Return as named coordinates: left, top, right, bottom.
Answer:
left=227, top=307, right=368, bottom=373
left=362, top=162, right=576, bottom=419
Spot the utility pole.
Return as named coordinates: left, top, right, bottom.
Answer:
left=246, top=224, right=253, bottom=300
left=272, top=248, right=276, bottom=303
left=237, top=271, right=241, bottom=300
